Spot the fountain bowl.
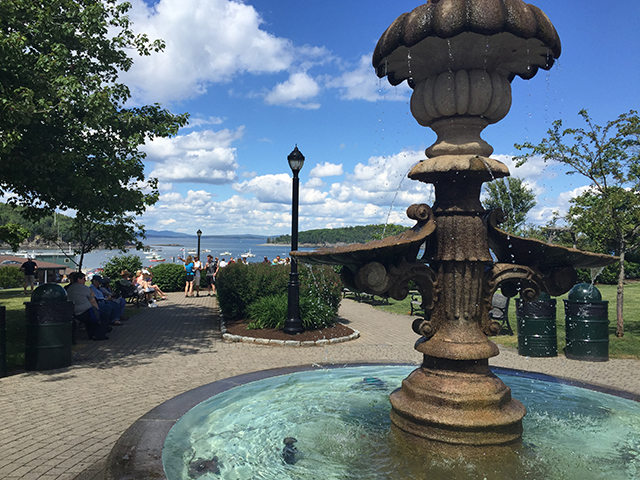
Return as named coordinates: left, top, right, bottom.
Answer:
left=105, top=363, right=640, bottom=479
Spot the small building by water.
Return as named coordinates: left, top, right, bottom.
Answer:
left=0, top=255, right=74, bottom=284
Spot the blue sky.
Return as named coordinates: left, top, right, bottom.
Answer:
left=121, top=0, right=640, bottom=236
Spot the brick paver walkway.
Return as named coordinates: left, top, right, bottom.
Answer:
left=1, top=293, right=639, bottom=479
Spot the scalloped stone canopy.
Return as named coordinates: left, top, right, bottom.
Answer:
left=373, top=0, right=561, bottom=86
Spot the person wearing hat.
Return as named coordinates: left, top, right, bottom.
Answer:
left=89, top=275, right=121, bottom=325
left=99, top=277, right=128, bottom=322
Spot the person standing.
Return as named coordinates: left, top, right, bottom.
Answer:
left=205, top=255, right=218, bottom=296
left=20, top=255, right=38, bottom=296
left=193, top=256, right=203, bottom=297
left=184, top=255, right=195, bottom=297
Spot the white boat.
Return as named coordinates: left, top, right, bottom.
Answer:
left=241, top=249, right=255, bottom=258
left=220, top=251, right=232, bottom=256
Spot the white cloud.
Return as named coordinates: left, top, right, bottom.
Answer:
left=125, top=0, right=295, bottom=103
left=305, top=177, right=325, bottom=189
left=232, top=173, right=327, bottom=205
left=157, top=218, right=177, bottom=228
left=492, top=154, right=556, bottom=182
left=185, top=116, right=224, bottom=128
left=232, top=173, right=291, bottom=203
left=325, top=55, right=411, bottom=102
left=309, top=162, right=343, bottom=178
left=144, top=128, right=244, bottom=184
left=264, top=72, right=321, bottom=109
left=331, top=150, right=431, bottom=206
left=140, top=149, right=441, bottom=234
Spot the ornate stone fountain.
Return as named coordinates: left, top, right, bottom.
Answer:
left=294, top=0, right=616, bottom=447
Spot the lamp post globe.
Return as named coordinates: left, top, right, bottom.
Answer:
left=284, top=146, right=305, bottom=335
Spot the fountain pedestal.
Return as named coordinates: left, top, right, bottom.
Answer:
left=390, top=357, right=525, bottom=445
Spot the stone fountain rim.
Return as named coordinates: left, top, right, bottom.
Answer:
left=103, top=362, right=640, bottom=480
left=373, top=0, right=562, bottom=84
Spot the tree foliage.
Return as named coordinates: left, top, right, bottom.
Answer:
left=482, top=176, right=536, bottom=235
left=0, top=0, right=189, bottom=267
left=515, top=109, right=640, bottom=337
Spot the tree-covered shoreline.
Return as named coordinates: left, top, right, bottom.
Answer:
left=267, top=224, right=409, bottom=246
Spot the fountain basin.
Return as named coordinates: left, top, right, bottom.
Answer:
left=106, top=363, right=640, bottom=479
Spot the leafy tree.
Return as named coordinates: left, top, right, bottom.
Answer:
left=515, top=109, right=640, bottom=337
left=0, top=0, right=188, bottom=265
left=0, top=223, right=30, bottom=251
left=482, top=176, right=536, bottom=235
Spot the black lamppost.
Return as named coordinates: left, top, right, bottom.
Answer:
left=196, top=229, right=202, bottom=259
left=284, top=145, right=305, bottom=335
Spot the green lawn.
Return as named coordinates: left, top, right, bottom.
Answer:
left=1, top=286, right=142, bottom=373
left=370, top=283, right=640, bottom=359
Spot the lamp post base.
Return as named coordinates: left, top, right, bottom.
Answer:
left=285, top=271, right=304, bottom=335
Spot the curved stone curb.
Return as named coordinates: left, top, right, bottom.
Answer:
left=220, top=317, right=360, bottom=347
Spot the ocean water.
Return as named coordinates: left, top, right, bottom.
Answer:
left=79, top=235, right=313, bottom=270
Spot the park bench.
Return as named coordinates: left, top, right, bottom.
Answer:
left=410, top=292, right=424, bottom=316
left=489, top=292, right=513, bottom=335
left=117, top=281, right=147, bottom=308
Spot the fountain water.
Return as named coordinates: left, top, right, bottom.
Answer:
left=294, top=0, right=616, bottom=447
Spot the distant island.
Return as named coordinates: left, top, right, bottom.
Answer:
left=267, top=224, right=409, bottom=247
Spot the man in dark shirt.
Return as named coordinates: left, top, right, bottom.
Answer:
left=20, top=256, right=38, bottom=296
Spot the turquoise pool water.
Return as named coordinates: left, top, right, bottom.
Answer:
left=163, top=365, right=640, bottom=479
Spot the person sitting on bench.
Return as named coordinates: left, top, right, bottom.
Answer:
left=66, top=272, right=111, bottom=340
left=96, top=276, right=128, bottom=322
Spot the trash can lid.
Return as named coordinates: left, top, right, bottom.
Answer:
left=31, top=283, right=68, bottom=305
left=568, top=283, right=602, bottom=303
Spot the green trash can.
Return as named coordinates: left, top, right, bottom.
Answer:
left=1, top=306, right=6, bottom=377
left=564, top=283, right=609, bottom=362
left=25, top=283, right=74, bottom=371
left=516, top=292, right=557, bottom=357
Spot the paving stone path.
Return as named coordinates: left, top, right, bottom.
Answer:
left=1, top=293, right=639, bottom=479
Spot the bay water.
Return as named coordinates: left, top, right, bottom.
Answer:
left=80, top=235, right=313, bottom=271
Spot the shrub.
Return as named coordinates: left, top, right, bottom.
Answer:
left=247, top=294, right=288, bottom=329
left=101, top=254, right=143, bottom=282
left=299, top=265, right=342, bottom=329
left=149, top=263, right=186, bottom=292
left=216, top=263, right=265, bottom=320
left=217, top=262, right=342, bottom=330
left=0, top=266, right=24, bottom=288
